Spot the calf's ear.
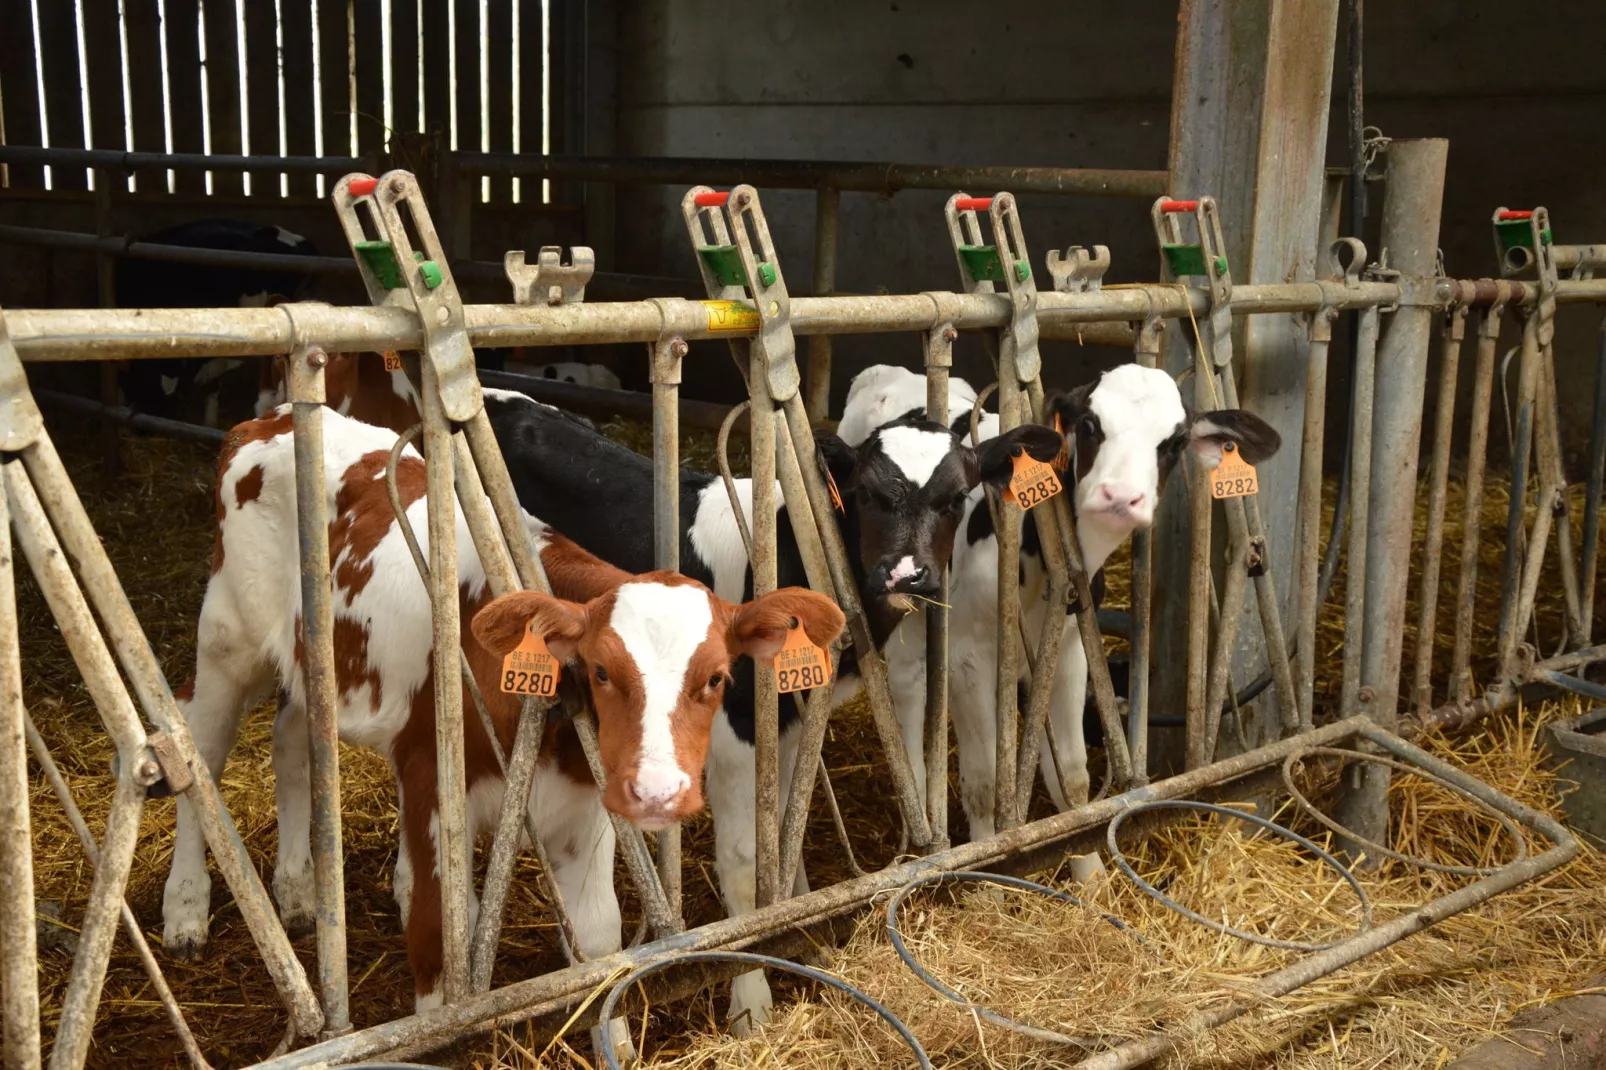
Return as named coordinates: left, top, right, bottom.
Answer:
left=730, top=588, right=847, bottom=660
left=813, top=430, right=859, bottom=492
left=1188, top=409, right=1282, bottom=467
left=974, top=424, right=1065, bottom=489
left=471, top=590, right=587, bottom=661
left=1043, top=381, right=1096, bottom=434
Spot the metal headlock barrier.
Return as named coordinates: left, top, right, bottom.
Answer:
left=0, top=141, right=1602, bottom=1067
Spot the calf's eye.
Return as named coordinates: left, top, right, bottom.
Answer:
left=708, top=673, right=725, bottom=689
left=594, top=666, right=609, bottom=684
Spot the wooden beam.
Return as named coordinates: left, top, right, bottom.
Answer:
left=0, top=0, right=45, bottom=188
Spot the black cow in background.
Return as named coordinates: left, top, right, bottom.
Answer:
left=115, top=220, right=321, bottom=426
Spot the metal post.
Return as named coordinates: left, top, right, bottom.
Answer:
left=1581, top=318, right=1606, bottom=648
left=1127, top=312, right=1164, bottom=782
left=924, top=318, right=954, bottom=845
left=286, top=341, right=351, bottom=1035
left=1338, top=306, right=1381, bottom=718
left=649, top=331, right=686, bottom=918
left=1411, top=307, right=1467, bottom=717
left=0, top=483, right=41, bottom=1070
left=1294, top=301, right=1337, bottom=726
left=805, top=186, right=839, bottom=423
left=419, top=358, right=472, bottom=1005
left=1339, top=137, right=1448, bottom=857
left=1494, top=311, right=1542, bottom=686
left=748, top=353, right=781, bottom=910
left=93, top=165, right=120, bottom=475
left=1450, top=297, right=1506, bottom=701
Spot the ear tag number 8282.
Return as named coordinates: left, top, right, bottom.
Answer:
left=500, top=623, right=560, bottom=698
left=774, top=622, right=831, bottom=694
left=1002, top=448, right=1063, bottom=509
left=1209, top=441, right=1259, bottom=500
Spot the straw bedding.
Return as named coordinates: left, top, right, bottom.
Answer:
left=17, top=409, right=1605, bottom=1068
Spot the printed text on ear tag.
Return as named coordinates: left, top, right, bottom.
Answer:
left=500, top=623, right=560, bottom=697
left=383, top=350, right=404, bottom=372
left=774, top=624, right=830, bottom=694
left=1002, top=448, right=1063, bottom=509
left=1209, top=441, right=1259, bottom=499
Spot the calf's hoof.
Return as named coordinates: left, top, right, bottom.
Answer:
left=273, top=864, right=317, bottom=938
left=162, top=924, right=210, bottom=962
left=727, top=968, right=774, bottom=1038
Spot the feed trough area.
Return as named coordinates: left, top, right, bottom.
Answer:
left=2, top=3, right=1606, bottom=1068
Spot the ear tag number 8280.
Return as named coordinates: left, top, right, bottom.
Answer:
left=774, top=623, right=830, bottom=694
left=500, top=623, right=560, bottom=698
left=1209, top=441, right=1259, bottom=500
left=1002, top=448, right=1063, bottom=509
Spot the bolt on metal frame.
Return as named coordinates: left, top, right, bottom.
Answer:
left=0, top=156, right=1604, bottom=1063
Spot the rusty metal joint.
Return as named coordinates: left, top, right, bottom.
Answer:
left=1045, top=244, right=1112, bottom=293
left=142, top=730, right=194, bottom=797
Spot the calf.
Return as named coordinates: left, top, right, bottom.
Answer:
left=479, top=388, right=1060, bottom=1027
left=160, top=404, right=844, bottom=1013
left=837, top=363, right=1281, bottom=839
left=116, top=219, right=320, bottom=426
left=255, top=349, right=422, bottom=434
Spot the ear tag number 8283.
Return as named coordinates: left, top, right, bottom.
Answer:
left=500, top=623, right=560, bottom=698
left=774, top=623, right=830, bottom=694
left=1209, top=441, right=1259, bottom=500
left=1002, top=448, right=1063, bottom=509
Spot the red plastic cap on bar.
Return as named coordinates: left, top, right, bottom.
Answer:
left=694, top=191, right=730, bottom=207
left=348, top=176, right=379, bottom=197
left=1497, top=209, right=1534, bottom=220
left=1160, top=199, right=1198, bottom=213
left=954, top=196, right=992, bottom=211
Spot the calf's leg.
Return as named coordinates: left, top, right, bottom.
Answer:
left=270, top=690, right=317, bottom=936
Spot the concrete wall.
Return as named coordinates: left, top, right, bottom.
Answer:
left=612, top=0, right=1606, bottom=464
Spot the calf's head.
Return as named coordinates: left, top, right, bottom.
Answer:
left=472, top=575, right=844, bottom=829
left=1046, top=364, right=1282, bottom=540
left=815, top=417, right=1064, bottom=608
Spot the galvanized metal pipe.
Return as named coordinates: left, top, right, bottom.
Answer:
left=1581, top=318, right=1606, bottom=648
left=4, top=463, right=152, bottom=1070
left=779, top=392, right=932, bottom=850
left=0, top=484, right=41, bottom=1070
left=1341, top=138, right=1447, bottom=857
left=1293, top=311, right=1335, bottom=728
left=1494, top=313, right=1543, bottom=687
left=650, top=336, right=686, bottom=919
left=924, top=329, right=953, bottom=845
left=805, top=187, right=840, bottom=423
left=15, top=280, right=1606, bottom=364
left=1203, top=529, right=1250, bottom=760
left=993, top=368, right=1025, bottom=830
left=1338, top=306, right=1381, bottom=718
left=1127, top=315, right=1164, bottom=780
left=748, top=367, right=782, bottom=909
left=1537, top=347, right=1585, bottom=644
left=1411, top=311, right=1466, bottom=717
left=15, top=436, right=323, bottom=1037
left=418, top=362, right=472, bottom=1006
left=22, top=711, right=210, bottom=1070
left=1450, top=303, right=1505, bottom=701
left=287, top=346, right=351, bottom=1035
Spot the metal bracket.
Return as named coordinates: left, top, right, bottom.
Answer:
left=1046, top=244, right=1112, bottom=294
left=332, top=171, right=483, bottom=423
left=943, top=192, right=1043, bottom=382
left=0, top=306, right=44, bottom=452
left=702, top=185, right=802, bottom=404
left=505, top=246, right=595, bottom=307
left=139, top=730, right=195, bottom=798
left=1493, top=207, right=1558, bottom=349
left=1152, top=196, right=1233, bottom=367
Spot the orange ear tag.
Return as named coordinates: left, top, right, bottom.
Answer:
left=499, top=623, right=560, bottom=697
left=825, top=468, right=845, bottom=513
left=1001, top=448, right=1063, bottom=509
left=1209, top=441, right=1259, bottom=500
left=773, top=623, right=831, bottom=694
left=383, top=350, right=404, bottom=372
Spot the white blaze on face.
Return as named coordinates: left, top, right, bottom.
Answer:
left=606, top=582, right=711, bottom=805
left=887, top=555, right=919, bottom=590
left=876, top=425, right=954, bottom=488
left=1079, top=364, right=1187, bottom=528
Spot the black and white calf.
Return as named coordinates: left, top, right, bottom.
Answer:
left=480, top=388, right=1059, bottom=1028
left=837, top=363, right=1282, bottom=839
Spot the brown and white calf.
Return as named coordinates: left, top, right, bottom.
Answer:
left=255, top=349, right=422, bottom=434
left=160, top=404, right=844, bottom=1010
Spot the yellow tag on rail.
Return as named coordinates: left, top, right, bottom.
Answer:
left=1209, top=442, right=1259, bottom=499
left=703, top=300, right=761, bottom=333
